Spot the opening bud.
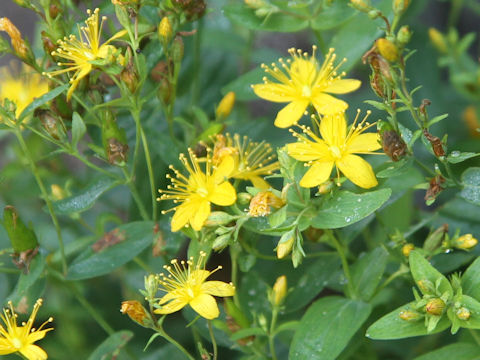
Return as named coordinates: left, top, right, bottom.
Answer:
left=429, top=28, right=448, bottom=54
left=271, top=275, right=287, bottom=306
left=350, top=0, right=372, bottom=11
left=393, top=0, right=409, bottom=14
left=277, top=234, right=294, bottom=259
left=376, top=38, right=399, bottom=62
left=456, top=307, right=471, bottom=321
left=402, top=243, right=415, bottom=257
left=425, top=298, right=446, bottom=316
left=454, top=234, right=478, bottom=250
left=158, top=17, right=173, bottom=45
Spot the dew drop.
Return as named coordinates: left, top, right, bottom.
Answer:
left=451, top=150, right=460, bottom=157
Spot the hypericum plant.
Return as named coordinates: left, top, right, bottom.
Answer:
left=0, top=0, right=479, bottom=359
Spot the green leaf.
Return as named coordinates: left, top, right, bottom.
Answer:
left=87, top=330, right=133, bottom=360
left=52, top=177, right=119, bottom=215
left=238, top=271, right=271, bottom=320
left=427, top=113, right=449, bottom=127
left=461, top=256, right=480, bottom=300
left=72, top=112, right=87, bottom=148
left=223, top=4, right=309, bottom=33
left=350, top=247, right=388, bottom=301
left=284, top=255, right=341, bottom=313
left=18, top=84, right=68, bottom=122
left=8, top=254, right=45, bottom=306
left=409, top=251, right=453, bottom=297
left=222, top=67, right=264, bottom=101
left=366, top=302, right=450, bottom=339
left=311, top=189, right=391, bottom=229
left=268, top=206, right=287, bottom=228
left=376, top=157, right=414, bottom=178
left=460, top=168, right=480, bottom=206
left=67, top=221, right=154, bottom=280
left=447, top=152, right=480, bottom=164
left=414, top=343, right=480, bottom=360
left=290, top=296, right=371, bottom=360
left=310, top=1, right=356, bottom=30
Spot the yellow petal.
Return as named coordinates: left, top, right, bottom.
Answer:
left=201, top=281, right=236, bottom=297
left=26, top=329, right=51, bottom=344
left=189, top=269, right=212, bottom=284
left=319, top=113, right=347, bottom=147
left=324, top=79, right=361, bottom=94
left=252, top=83, right=295, bottom=103
left=189, top=293, right=219, bottom=320
left=154, top=298, right=188, bottom=315
left=105, top=29, right=128, bottom=44
left=299, top=161, right=334, bottom=188
left=171, top=199, right=198, bottom=232
left=20, top=345, right=48, bottom=360
left=312, top=93, right=348, bottom=115
left=347, top=133, right=382, bottom=153
left=190, top=199, right=211, bottom=231
left=290, top=58, right=317, bottom=86
left=274, top=100, right=309, bottom=128
left=66, top=64, right=92, bottom=101
left=337, top=154, right=378, bottom=189
left=249, top=175, right=270, bottom=190
left=208, top=181, right=236, bottom=206
left=214, top=155, right=235, bottom=183
left=287, top=141, right=329, bottom=162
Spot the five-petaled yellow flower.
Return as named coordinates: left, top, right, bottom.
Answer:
left=45, top=8, right=126, bottom=101
left=0, top=65, right=49, bottom=119
left=287, top=110, right=381, bottom=189
left=252, top=47, right=361, bottom=128
left=154, top=251, right=235, bottom=320
left=158, top=148, right=237, bottom=232
left=212, top=133, right=279, bottom=189
left=0, top=299, right=53, bottom=360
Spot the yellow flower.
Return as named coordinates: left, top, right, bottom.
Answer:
left=158, top=149, right=237, bottom=232
left=154, top=252, right=235, bottom=320
left=287, top=111, right=381, bottom=189
left=212, top=133, right=279, bottom=189
left=45, top=8, right=126, bottom=101
left=0, top=65, right=49, bottom=118
left=252, top=47, right=361, bottom=128
left=0, top=299, right=53, bottom=360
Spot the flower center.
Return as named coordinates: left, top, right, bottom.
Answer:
left=197, top=187, right=208, bottom=198
left=301, top=85, right=312, bottom=98
left=329, top=146, right=342, bottom=159
left=186, top=287, right=195, bottom=299
left=12, top=337, right=22, bottom=349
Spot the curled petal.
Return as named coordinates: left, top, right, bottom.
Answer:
left=190, top=293, right=219, bottom=320
left=337, top=154, right=378, bottom=189
left=299, top=161, right=334, bottom=188
left=274, top=100, right=309, bottom=128
left=201, top=281, right=235, bottom=297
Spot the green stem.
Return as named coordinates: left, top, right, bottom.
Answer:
left=268, top=308, right=279, bottom=360
left=140, top=126, right=158, bottom=221
left=313, top=29, right=327, bottom=55
left=156, top=322, right=196, bottom=360
left=329, top=231, right=355, bottom=298
left=121, top=167, right=150, bottom=221
left=441, top=159, right=462, bottom=186
left=14, top=130, right=67, bottom=274
left=191, top=19, right=203, bottom=107
left=208, top=320, right=218, bottom=360
left=414, top=158, right=436, bottom=176
left=230, top=250, right=240, bottom=306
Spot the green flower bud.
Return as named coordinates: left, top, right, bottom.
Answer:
left=456, top=307, right=471, bottom=320
left=397, top=26, right=412, bottom=46
left=425, top=298, right=446, bottom=316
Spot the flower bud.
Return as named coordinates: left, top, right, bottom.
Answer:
left=205, top=211, right=236, bottom=226
left=462, top=106, right=480, bottom=138
left=318, top=179, right=335, bottom=194
left=402, top=243, right=414, bottom=257
left=397, top=26, right=412, bottom=46
left=120, top=300, right=150, bottom=326
left=423, top=224, right=448, bottom=252
left=399, top=309, right=421, bottom=321
left=3, top=206, right=38, bottom=253
left=51, top=184, right=67, bottom=201
left=41, top=31, right=56, bottom=55
left=35, top=109, right=66, bottom=141
left=216, top=92, right=236, bottom=119
left=144, top=274, right=159, bottom=301
left=350, top=0, right=371, bottom=11
left=417, top=279, right=434, bottom=294
left=425, top=298, right=446, bottom=316
left=428, top=28, right=448, bottom=53
left=368, top=9, right=381, bottom=19
left=120, top=59, right=139, bottom=94
left=456, top=307, right=471, bottom=321
left=454, top=234, right=478, bottom=250
left=102, top=111, right=128, bottom=165
left=237, top=192, right=252, bottom=205
left=393, top=0, right=409, bottom=14
left=380, top=128, right=407, bottom=162
left=277, top=235, right=294, bottom=259
left=376, top=38, right=399, bottom=62
left=172, top=36, right=184, bottom=64
left=271, top=275, right=287, bottom=306
left=158, top=17, right=173, bottom=45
